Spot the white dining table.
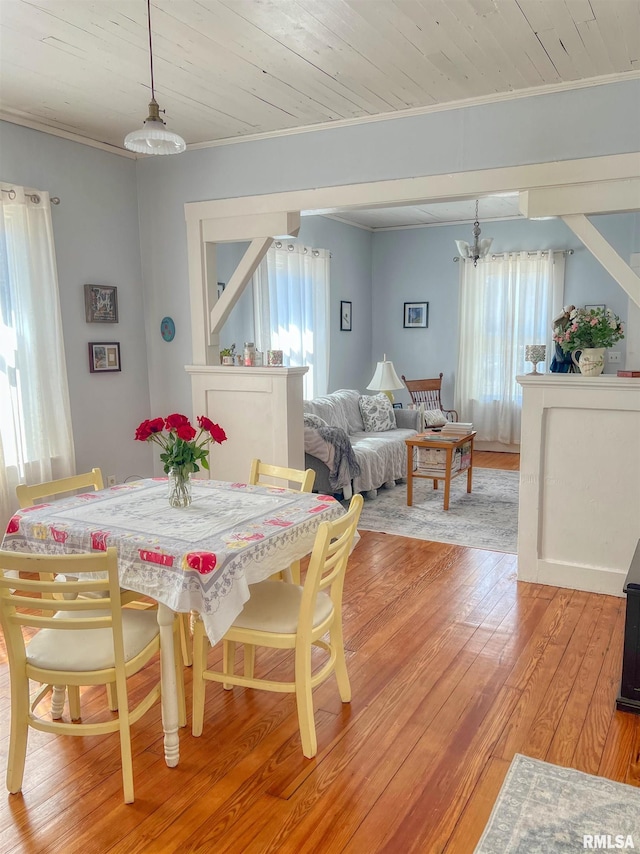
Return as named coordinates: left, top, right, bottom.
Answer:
left=1, top=477, right=348, bottom=766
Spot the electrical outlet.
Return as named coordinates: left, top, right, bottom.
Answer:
left=607, top=351, right=621, bottom=363
left=107, top=474, right=117, bottom=487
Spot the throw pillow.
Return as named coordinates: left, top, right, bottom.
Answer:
left=423, top=409, right=447, bottom=427
left=359, top=394, right=396, bottom=432
left=303, top=413, right=328, bottom=428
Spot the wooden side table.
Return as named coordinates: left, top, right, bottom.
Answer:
left=405, top=431, right=476, bottom=511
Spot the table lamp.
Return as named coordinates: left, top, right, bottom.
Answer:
left=367, top=354, right=404, bottom=402
left=525, top=344, right=547, bottom=374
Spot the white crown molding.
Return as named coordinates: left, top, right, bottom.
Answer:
left=1, top=71, right=638, bottom=158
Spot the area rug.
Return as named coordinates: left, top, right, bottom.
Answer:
left=474, top=754, right=640, bottom=853
left=356, top=468, right=519, bottom=553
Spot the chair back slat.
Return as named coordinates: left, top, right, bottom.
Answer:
left=16, top=468, right=104, bottom=508
left=249, top=459, right=315, bottom=493
left=300, top=495, right=363, bottom=625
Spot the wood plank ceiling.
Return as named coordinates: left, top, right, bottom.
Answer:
left=1, top=0, right=638, bottom=154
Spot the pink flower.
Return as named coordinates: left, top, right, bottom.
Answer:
left=590, top=318, right=598, bottom=326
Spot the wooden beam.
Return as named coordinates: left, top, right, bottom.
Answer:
left=209, top=238, right=273, bottom=336
left=520, top=179, right=640, bottom=217
left=561, top=214, right=640, bottom=308
left=201, top=212, right=300, bottom=243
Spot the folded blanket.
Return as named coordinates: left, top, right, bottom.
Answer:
left=304, top=426, right=361, bottom=491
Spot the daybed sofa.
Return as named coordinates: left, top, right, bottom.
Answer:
left=303, top=388, right=420, bottom=498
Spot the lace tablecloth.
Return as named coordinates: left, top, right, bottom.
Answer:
left=1, top=478, right=347, bottom=644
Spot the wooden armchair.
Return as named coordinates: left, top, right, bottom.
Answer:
left=401, top=373, right=458, bottom=422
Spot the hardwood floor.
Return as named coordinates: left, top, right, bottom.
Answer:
left=1, top=452, right=636, bottom=853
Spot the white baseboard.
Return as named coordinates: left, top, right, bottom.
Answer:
left=518, top=558, right=626, bottom=597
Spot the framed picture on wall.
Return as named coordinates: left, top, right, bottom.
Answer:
left=585, top=304, right=606, bottom=311
left=88, top=342, right=121, bottom=373
left=340, top=300, right=352, bottom=331
left=84, top=284, right=118, bottom=323
left=404, top=301, right=428, bottom=328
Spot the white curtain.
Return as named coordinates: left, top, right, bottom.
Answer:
left=455, top=251, right=561, bottom=445
left=0, top=184, right=75, bottom=529
left=253, top=243, right=330, bottom=399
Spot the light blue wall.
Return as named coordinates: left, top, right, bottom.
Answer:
left=372, top=214, right=639, bottom=409
left=0, top=121, right=153, bottom=481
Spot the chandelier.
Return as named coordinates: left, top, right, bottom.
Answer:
left=124, top=0, right=186, bottom=155
left=455, top=199, right=493, bottom=266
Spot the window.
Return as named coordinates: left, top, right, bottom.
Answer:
left=253, top=243, right=330, bottom=399
left=455, top=251, right=564, bottom=445
left=0, top=185, right=75, bottom=526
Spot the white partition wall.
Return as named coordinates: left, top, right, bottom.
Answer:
left=517, top=374, right=640, bottom=596
left=186, top=365, right=308, bottom=482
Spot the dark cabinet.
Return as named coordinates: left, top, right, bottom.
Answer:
left=616, top=540, right=640, bottom=714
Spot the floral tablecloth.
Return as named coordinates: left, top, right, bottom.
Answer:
left=1, top=478, right=347, bottom=644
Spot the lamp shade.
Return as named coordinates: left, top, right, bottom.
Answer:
left=367, top=355, right=404, bottom=392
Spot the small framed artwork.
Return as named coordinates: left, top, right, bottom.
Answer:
left=84, top=284, right=118, bottom=323
left=340, top=300, right=352, bottom=331
left=392, top=402, right=403, bottom=409
left=217, top=282, right=226, bottom=298
left=404, top=301, right=428, bottom=328
left=585, top=304, right=606, bottom=311
left=88, top=342, right=121, bottom=373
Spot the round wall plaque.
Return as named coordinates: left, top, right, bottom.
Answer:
left=160, top=316, right=175, bottom=342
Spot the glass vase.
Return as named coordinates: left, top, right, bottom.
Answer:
left=168, top=467, right=192, bottom=508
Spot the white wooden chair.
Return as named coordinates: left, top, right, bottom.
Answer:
left=0, top=548, right=185, bottom=804
left=191, top=494, right=363, bottom=758
left=16, top=469, right=163, bottom=712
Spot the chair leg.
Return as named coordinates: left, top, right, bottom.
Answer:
left=243, top=644, right=255, bottom=679
left=106, top=683, right=118, bottom=712
left=68, top=686, right=81, bottom=721
left=288, top=560, right=301, bottom=585
left=294, top=644, right=317, bottom=758
left=7, top=679, right=30, bottom=794
left=114, top=672, right=134, bottom=804
left=191, top=617, right=207, bottom=737
left=331, top=619, right=352, bottom=703
left=178, top=613, right=193, bottom=667
left=173, top=618, right=187, bottom=728
left=223, top=640, right=235, bottom=691
left=50, top=685, right=66, bottom=719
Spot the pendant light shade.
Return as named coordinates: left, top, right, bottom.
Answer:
left=455, top=200, right=493, bottom=266
left=124, top=1, right=185, bottom=156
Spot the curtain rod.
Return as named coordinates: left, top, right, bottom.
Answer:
left=453, top=249, right=573, bottom=262
left=1, top=187, right=60, bottom=205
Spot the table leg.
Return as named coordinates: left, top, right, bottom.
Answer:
left=443, top=447, right=453, bottom=511
left=467, top=438, right=474, bottom=494
left=406, top=444, right=413, bottom=506
left=157, top=603, right=180, bottom=767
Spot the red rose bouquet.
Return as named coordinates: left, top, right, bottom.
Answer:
left=135, top=414, right=227, bottom=506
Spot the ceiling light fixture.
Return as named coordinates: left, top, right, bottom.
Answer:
left=455, top=199, right=493, bottom=266
left=124, top=0, right=185, bottom=156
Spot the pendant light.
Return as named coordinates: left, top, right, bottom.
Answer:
left=455, top=199, right=493, bottom=266
left=124, top=0, right=186, bottom=155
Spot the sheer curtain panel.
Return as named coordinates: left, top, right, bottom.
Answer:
left=253, top=244, right=330, bottom=399
left=0, top=184, right=75, bottom=528
left=455, top=251, right=559, bottom=445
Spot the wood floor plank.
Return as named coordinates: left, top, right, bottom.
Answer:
left=2, top=452, right=637, bottom=854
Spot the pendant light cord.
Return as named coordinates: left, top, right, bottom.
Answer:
left=147, top=0, right=155, bottom=100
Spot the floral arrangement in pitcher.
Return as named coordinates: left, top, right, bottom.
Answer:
left=553, top=306, right=624, bottom=353
left=135, top=414, right=227, bottom=506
